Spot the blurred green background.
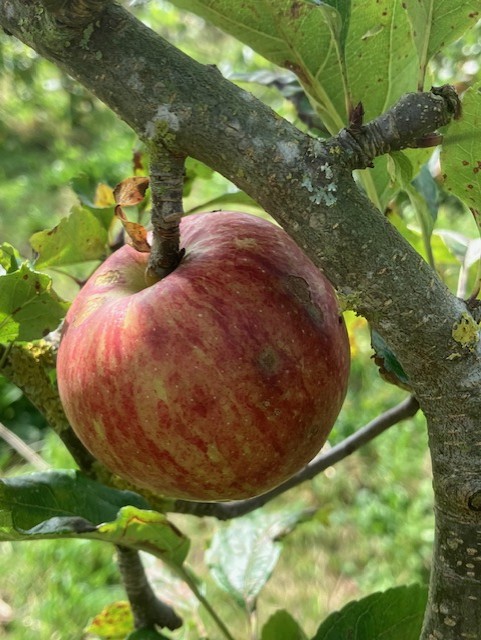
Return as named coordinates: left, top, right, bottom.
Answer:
left=0, top=2, right=480, bottom=639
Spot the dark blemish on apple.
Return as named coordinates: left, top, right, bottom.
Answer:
left=257, top=346, right=280, bottom=375
left=283, top=275, right=324, bottom=325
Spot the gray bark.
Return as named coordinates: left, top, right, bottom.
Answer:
left=1, top=2, right=481, bottom=637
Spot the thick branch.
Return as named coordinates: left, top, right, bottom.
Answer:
left=173, top=396, right=420, bottom=519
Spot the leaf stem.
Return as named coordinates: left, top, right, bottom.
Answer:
left=177, top=567, right=237, bottom=640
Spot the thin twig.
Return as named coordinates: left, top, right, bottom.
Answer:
left=172, top=395, right=420, bottom=520
left=0, top=421, right=50, bottom=471
left=116, top=546, right=182, bottom=632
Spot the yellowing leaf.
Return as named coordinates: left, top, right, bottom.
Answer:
left=85, top=601, right=134, bottom=639
left=94, top=183, right=116, bottom=208
left=113, top=176, right=150, bottom=206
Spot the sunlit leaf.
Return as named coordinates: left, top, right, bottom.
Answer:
left=313, top=584, right=428, bottom=639
left=94, top=182, right=116, bottom=208
left=0, top=472, right=189, bottom=569
left=346, top=1, right=418, bottom=122
left=30, top=205, right=112, bottom=268
left=0, top=243, right=21, bottom=274
left=403, top=0, right=481, bottom=88
left=96, top=507, right=190, bottom=568
left=0, top=263, right=68, bottom=342
left=206, top=508, right=310, bottom=611
left=442, top=83, right=481, bottom=215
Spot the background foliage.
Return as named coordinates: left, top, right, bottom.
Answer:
left=0, top=1, right=480, bottom=638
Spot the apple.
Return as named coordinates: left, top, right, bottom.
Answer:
left=57, top=211, right=350, bottom=501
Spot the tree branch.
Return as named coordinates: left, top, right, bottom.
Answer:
left=172, top=395, right=420, bottom=520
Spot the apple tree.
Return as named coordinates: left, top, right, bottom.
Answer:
left=1, top=1, right=481, bottom=639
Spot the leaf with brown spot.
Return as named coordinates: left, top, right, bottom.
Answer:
left=0, top=263, right=69, bottom=342
left=442, top=83, right=481, bottom=215
left=30, top=205, right=113, bottom=267
left=113, top=176, right=150, bottom=206
left=115, top=205, right=151, bottom=252
left=84, top=601, right=134, bottom=639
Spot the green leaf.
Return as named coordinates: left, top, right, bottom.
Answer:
left=403, top=0, right=481, bottom=88
left=170, top=0, right=349, bottom=132
left=262, top=610, right=307, bottom=640
left=0, top=263, right=69, bottom=342
left=206, top=508, right=310, bottom=611
left=371, top=330, right=410, bottom=390
left=442, top=83, right=481, bottom=216
left=0, top=469, right=151, bottom=540
left=30, top=204, right=113, bottom=268
left=346, top=1, right=418, bottom=122
left=312, top=584, right=428, bottom=639
left=0, top=471, right=190, bottom=568
left=0, top=243, right=21, bottom=274
left=95, top=506, right=190, bottom=568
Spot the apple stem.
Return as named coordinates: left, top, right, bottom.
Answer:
left=147, top=147, right=186, bottom=281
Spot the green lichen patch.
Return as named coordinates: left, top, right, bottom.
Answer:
left=451, top=311, right=480, bottom=352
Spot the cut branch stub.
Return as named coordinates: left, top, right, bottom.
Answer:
left=334, top=85, right=462, bottom=170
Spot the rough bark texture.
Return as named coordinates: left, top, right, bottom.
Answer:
left=1, top=2, right=481, bottom=637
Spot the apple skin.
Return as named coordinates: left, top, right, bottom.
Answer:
left=57, top=211, right=350, bottom=501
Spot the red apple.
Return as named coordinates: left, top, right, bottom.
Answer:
left=57, top=211, right=350, bottom=501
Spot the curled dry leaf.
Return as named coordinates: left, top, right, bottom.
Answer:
left=113, top=176, right=150, bottom=206
left=115, top=205, right=151, bottom=253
